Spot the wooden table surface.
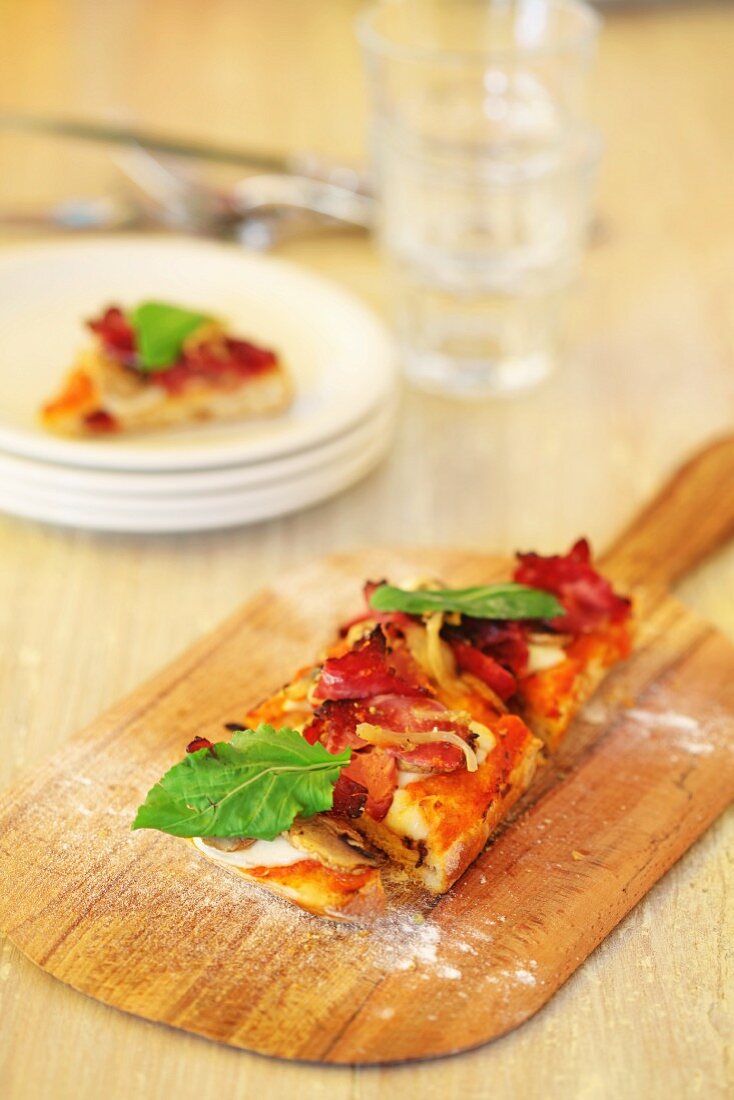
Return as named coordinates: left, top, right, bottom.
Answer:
left=0, top=2, right=732, bottom=1097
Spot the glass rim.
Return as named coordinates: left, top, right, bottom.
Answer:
left=356, top=0, right=601, bottom=65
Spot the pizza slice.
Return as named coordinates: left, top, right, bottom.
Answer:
left=244, top=625, right=543, bottom=895
left=191, top=815, right=385, bottom=922
left=275, top=540, right=631, bottom=886
left=132, top=543, right=631, bottom=920
left=41, top=301, right=291, bottom=437
left=133, top=728, right=385, bottom=923
left=436, top=540, right=633, bottom=750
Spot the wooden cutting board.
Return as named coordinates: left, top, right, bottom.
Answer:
left=1, top=439, right=733, bottom=1065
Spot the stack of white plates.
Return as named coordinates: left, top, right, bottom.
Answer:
left=0, top=238, right=399, bottom=532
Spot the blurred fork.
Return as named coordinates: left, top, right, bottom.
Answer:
left=113, top=146, right=375, bottom=246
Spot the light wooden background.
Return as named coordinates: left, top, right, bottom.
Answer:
left=0, top=2, right=732, bottom=1098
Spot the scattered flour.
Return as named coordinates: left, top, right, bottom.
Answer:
left=480, top=962, right=540, bottom=993
left=20, top=761, right=551, bottom=1046
left=375, top=915, right=442, bottom=971
left=581, top=700, right=610, bottom=725
left=675, top=741, right=715, bottom=757
left=626, top=708, right=701, bottom=734
left=356, top=902, right=541, bottom=1016
left=625, top=707, right=719, bottom=757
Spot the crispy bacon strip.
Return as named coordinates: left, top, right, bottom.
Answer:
left=449, top=640, right=517, bottom=700
left=447, top=619, right=529, bottom=678
left=339, top=752, right=397, bottom=821
left=308, top=693, right=470, bottom=743
left=186, top=736, right=214, bottom=754
left=306, top=691, right=472, bottom=815
left=303, top=700, right=370, bottom=753
left=386, top=741, right=465, bottom=773
left=88, top=306, right=136, bottom=356
left=338, top=580, right=416, bottom=636
left=331, top=773, right=368, bottom=818
left=155, top=338, right=277, bottom=394
left=514, top=538, right=631, bottom=634
left=313, top=629, right=425, bottom=702
left=363, top=693, right=470, bottom=736
left=84, top=409, right=119, bottom=432
left=86, top=305, right=278, bottom=390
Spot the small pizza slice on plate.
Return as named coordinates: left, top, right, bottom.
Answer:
left=41, top=301, right=291, bottom=437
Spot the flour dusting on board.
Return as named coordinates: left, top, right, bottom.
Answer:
left=4, top=543, right=734, bottom=1065
left=342, top=886, right=544, bottom=1011
left=44, top=790, right=538, bottom=1005
left=625, top=707, right=718, bottom=756
left=372, top=915, right=443, bottom=972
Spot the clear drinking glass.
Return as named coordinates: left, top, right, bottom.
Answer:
left=358, top=0, right=602, bottom=397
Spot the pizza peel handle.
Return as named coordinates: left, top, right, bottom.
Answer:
left=602, top=434, right=734, bottom=590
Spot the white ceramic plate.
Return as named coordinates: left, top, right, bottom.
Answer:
left=0, top=237, right=397, bottom=471
left=0, top=399, right=398, bottom=498
left=0, top=423, right=392, bottom=533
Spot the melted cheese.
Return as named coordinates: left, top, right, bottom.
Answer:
left=469, top=720, right=496, bottom=765
left=193, top=834, right=307, bottom=869
left=396, top=769, right=426, bottom=788
left=384, top=790, right=430, bottom=840
left=526, top=643, right=567, bottom=674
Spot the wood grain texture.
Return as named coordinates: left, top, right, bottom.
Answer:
left=0, top=548, right=732, bottom=1064
left=604, top=435, right=734, bottom=590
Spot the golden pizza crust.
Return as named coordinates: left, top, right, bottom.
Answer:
left=517, top=621, right=633, bottom=751
left=220, top=593, right=631, bottom=913
left=40, top=346, right=291, bottom=437
left=354, top=716, right=541, bottom=894
left=192, top=845, right=386, bottom=923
